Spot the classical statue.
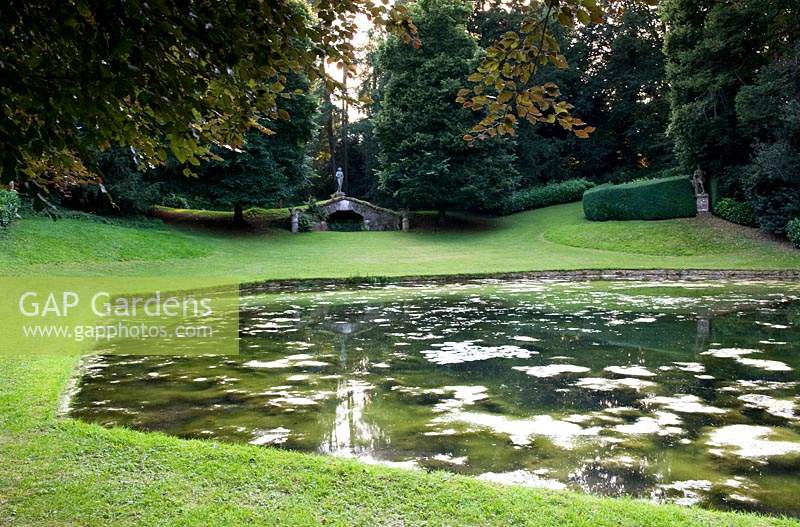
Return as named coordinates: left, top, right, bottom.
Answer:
left=335, top=167, right=344, bottom=194
left=692, top=166, right=707, bottom=196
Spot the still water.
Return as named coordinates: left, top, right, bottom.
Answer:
left=70, top=280, right=800, bottom=515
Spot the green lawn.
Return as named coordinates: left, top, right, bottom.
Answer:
left=2, top=203, right=799, bottom=526
left=2, top=202, right=799, bottom=281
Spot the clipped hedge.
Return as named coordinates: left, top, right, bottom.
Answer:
left=497, top=179, right=596, bottom=215
left=583, top=175, right=696, bottom=221
left=788, top=218, right=800, bottom=248
left=0, top=188, right=21, bottom=229
left=714, top=198, right=757, bottom=227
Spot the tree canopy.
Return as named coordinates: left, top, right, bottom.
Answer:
left=373, top=0, right=518, bottom=214
left=0, top=0, right=417, bottom=188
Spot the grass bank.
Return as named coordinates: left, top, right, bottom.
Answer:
left=1, top=202, right=799, bottom=281
left=1, top=202, right=799, bottom=526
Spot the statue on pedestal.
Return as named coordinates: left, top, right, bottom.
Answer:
left=692, top=166, right=710, bottom=214
left=692, top=166, right=706, bottom=196
left=334, top=167, right=344, bottom=196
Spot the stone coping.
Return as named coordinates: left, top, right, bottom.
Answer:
left=315, top=195, right=404, bottom=217
left=242, top=269, right=800, bottom=294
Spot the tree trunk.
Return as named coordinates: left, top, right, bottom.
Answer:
left=341, top=68, right=349, bottom=195
left=324, top=84, right=336, bottom=184
left=233, top=203, right=245, bottom=226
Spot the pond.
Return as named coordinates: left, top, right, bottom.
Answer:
left=70, top=279, right=800, bottom=516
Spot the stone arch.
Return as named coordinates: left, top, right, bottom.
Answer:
left=291, top=196, right=407, bottom=232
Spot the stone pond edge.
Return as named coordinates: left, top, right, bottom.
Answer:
left=242, top=268, right=800, bottom=293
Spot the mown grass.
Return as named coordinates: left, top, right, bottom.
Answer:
left=1, top=202, right=798, bottom=279
left=1, top=202, right=799, bottom=526
left=543, top=215, right=769, bottom=256
left=0, top=214, right=210, bottom=267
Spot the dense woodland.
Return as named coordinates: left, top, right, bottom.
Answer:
left=2, top=0, right=799, bottom=240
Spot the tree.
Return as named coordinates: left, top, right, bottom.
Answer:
left=569, top=0, right=672, bottom=181
left=470, top=0, right=671, bottom=187
left=373, top=0, right=519, bottom=217
left=663, top=0, right=799, bottom=233
left=662, top=0, right=792, bottom=182
left=737, top=42, right=800, bottom=234
left=0, top=0, right=418, bottom=188
left=3, top=0, right=650, bottom=208
left=156, top=74, right=319, bottom=222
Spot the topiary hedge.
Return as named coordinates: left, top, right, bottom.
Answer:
left=0, top=188, right=21, bottom=229
left=713, top=198, right=757, bottom=227
left=583, top=175, right=696, bottom=221
left=496, top=179, right=596, bottom=215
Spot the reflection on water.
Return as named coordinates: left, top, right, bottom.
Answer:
left=71, top=280, right=800, bottom=516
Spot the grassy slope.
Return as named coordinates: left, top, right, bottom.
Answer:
left=1, top=203, right=799, bottom=281
left=1, top=203, right=799, bottom=526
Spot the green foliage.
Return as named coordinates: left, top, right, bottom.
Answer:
left=714, top=198, right=757, bottom=228
left=155, top=74, right=318, bottom=213
left=787, top=218, right=800, bottom=248
left=0, top=188, right=21, bottom=229
left=497, top=179, right=595, bottom=215
left=298, top=198, right=327, bottom=232
left=737, top=43, right=800, bottom=236
left=662, top=0, right=798, bottom=236
left=97, top=148, right=162, bottom=214
left=159, top=193, right=193, bottom=210
left=0, top=0, right=418, bottom=186
left=583, top=175, right=696, bottom=221
left=662, top=0, right=779, bottom=175
left=374, top=0, right=519, bottom=213
left=567, top=2, right=673, bottom=182
left=151, top=205, right=294, bottom=230
left=466, top=1, right=672, bottom=187
left=745, top=141, right=800, bottom=235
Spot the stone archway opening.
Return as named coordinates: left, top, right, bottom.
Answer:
left=327, top=209, right=365, bottom=231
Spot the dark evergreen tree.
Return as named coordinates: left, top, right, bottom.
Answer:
left=373, top=0, right=519, bottom=216
left=663, top=0, right=799, bottom=233
left=737, top=42, right=800, bottom=234
left=662, top=0, right=791, bottom=191
left=157, top=75, right=319, bottom=221
left=470, top=0, right=671, bottom=187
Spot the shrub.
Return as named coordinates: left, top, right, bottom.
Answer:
left=714, top=198, right=757, bottom=227
left=498, top=179, right=596, bottom=215
left=788, top=218, right=800, bottom=248
left=745, top=141, right=800, bottom=235
left=583, top=175, right=696, bottom=221
left=0, top=188, right=21, bottom=229
left=62, top=148, right=161, bottom=215
left=159, top=193, right=193, bottom=210
left=298, top=198, right=328, bottom=231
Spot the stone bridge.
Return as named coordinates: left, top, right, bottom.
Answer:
left=292, top=195, right=408, bottom=232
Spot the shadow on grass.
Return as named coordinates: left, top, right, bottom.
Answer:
left=152, top=205, right=504, bottom=235
left=150, top=206, right=290, bottom=237
left=409, top=211, right=503, bottom=233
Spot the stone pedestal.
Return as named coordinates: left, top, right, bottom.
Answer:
left=290, top=209, right=300, bottom=233
left=331, top=191, right=345, bottom=199
left=401, top=214, right=410, bottom=232
left=696, top=193, right=710, bottom=214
